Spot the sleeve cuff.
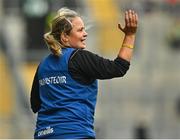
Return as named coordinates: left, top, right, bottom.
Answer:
left=114, top=57, right=130, bottom=67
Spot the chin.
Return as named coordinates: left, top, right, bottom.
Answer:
left=79, top=45, right=86, bottom=49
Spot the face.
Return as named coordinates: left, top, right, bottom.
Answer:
left=67, top=17, right=88, bottom=49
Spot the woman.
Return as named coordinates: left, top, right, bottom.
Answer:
left=30, top=7, right=138, bottom=139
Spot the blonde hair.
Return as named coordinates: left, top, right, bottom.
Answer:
left=44, top=8, right=78, bottom=56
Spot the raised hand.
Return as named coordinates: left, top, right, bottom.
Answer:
left=118, top=10, right=138, bottom=35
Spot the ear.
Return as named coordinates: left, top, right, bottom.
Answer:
left=61, top=32, right=69, bottom=44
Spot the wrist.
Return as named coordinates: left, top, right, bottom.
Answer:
left=123, top=34, right=135, bottom=46
left=125, top=34, right=135, bottom=38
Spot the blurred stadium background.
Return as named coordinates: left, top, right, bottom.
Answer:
left=0, top=0, right=180, bottom=138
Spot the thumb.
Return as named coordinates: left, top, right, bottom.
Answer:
left=118, top=23, right=124, bottom=32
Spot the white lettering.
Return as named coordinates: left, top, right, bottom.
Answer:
left=38, top=126, right=54, bottom=137
left=39, top=76, right=66, bottom=86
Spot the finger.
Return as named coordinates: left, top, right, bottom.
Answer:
left=134, top=13, right=138, bottom=26
left=131, top=10, right=136, bottom=26
left=129, top=10, right=138, bottom=27
left=125, top=11, right=130, bottom=27
left=128, top=10, right=133, bottom=26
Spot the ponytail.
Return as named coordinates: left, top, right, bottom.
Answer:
left=44, top=32, right=63, bottom=56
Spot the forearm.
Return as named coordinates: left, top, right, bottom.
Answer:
left=117, top=9, right=138, bottom=62
left=118, top=34, right=135, bottom=62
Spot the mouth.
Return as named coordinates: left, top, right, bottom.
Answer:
left=81, top=38, right=86, bottom=44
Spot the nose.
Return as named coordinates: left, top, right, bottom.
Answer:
left=84, top=30, right=88, bottom=37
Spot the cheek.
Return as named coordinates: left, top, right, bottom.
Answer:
left=69, top=34, right=81, bottom=46
left=71, top=36, right=79, bottom=43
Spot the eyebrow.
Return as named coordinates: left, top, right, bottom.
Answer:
left=75, top=26, right=85, bottom=31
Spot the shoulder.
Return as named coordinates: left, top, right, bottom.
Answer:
left=68, top=49, right=97, bottom=84
left=38, top=54, right=51, bottom=66
left=70, top=49, right=100, bottom=61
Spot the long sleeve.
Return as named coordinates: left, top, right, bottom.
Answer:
left=68, top=49, right=130, bottom=84
left=30, top=67, right=41, bottom=113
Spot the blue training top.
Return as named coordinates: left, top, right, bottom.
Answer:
left=34, top=48, right=98, bottom=139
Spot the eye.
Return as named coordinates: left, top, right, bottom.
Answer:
left=78, top=27, right=84, bottom=32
